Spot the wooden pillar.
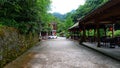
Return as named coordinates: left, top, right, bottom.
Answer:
left=104, top=26, right=107, bottom=46
left=83, top=24, right=86, bottom=42
left=94, top=28, right=96, bottom=42
left=77, top=31, right=79, bottom=40
left=79, top=29, right=81, bottom=40
left=72, top=31, right=74, bottom=39
left=79, top=31, right=81, bottom=37
left=77, top=31, right=78, bottom=39
left=97, top=24, right=101, bottom=47
left=88, top=29, right=90, bottom=42
left=88, top=29, right=90, bottom=37
left=73, top=31, right=75, bottom=39
left=112, top=24, right=115, bottom=38
left=75, top=30, right=76, bottom=40
left=76, top=31, right=78, bottom=39
left=104, top=27, right=107, bottom=37
left=75, top=31, right=76, bottom=39
left=74, top=30, right=76, bottom=39
left=70, top=31, right=71, bottom=39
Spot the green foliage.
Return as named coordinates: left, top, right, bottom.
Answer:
left=65, top=13, right=74, bottom=28
left=107, top=30, right=120, bottom=37
left=0, top=0, right=51, bottom=34
left=0, top=23, right=3, bottom=27
left=86, top=29, right=120, bottom=37
left=56, top=12, right=74, bottom=36
left=86, top=30, right=94, bottom=36
left=0, top=0, right=52, bottom=67
left=57, top=22, right=65, bottom=33
left=71, top=0, right=108, bottom=22
left=99, top=29, right=105, bottom=37
left=114, top=30, right=120, bottom=36
left=52, top=12, right=66, bottom=21
left=107, top=31, right=112, bottom=37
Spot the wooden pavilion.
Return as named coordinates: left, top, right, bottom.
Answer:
left=69, top=0, right=120, bottom=47
left=68, top=23, right=79, bottom=40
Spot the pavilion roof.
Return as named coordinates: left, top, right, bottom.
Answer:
left=68, top=22, right=79, bottom=30
left=68, top=0, right=120, bottom=30
left=79, top=0, right=120, bottom=23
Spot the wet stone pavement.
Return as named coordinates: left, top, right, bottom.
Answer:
left=5, top=37, right=120, bottom=68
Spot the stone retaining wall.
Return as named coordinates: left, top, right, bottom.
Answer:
left=0, top=26, right=38, bottom=67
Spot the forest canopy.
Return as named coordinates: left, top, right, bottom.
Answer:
left=71, top=0, right=108, bottom=22
left=0, top=0, right=51, bottom=34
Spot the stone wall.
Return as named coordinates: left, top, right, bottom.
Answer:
left=0, top=26, right=39, bottom=67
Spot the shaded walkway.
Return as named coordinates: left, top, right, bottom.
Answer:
left=82, top=42, right=120, bottom=61
left=5, top=37, right=120, bottom=68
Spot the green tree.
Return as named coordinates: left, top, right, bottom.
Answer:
left=56, top=12, right=74, bottom=36
left=72, top=0, right=108, bottom=22
left=0, top=0, right=51, bottom=34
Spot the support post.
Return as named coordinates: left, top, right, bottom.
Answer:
left=77, top=31, right=79, bottom=40
left=97, top=24, right=101, bottom=47
left=88, top=29, right=90, bottom=42
left=83, top=24, right=86, bottom=42
left=72, top=31, right=74, bottom=39
left=94, top=28, right=96, bottom=42
left=104, top=26, right=107, bottom=47
left=73, top=31, right=75, bottom=39
left=88, top=29, right=90, bottom=37
left=112, top=24, right=115, bottom=38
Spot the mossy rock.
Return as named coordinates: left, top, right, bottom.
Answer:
left=0, top=29, right=5, bottom=37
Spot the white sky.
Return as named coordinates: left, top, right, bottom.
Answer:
left=49, top=0, right=85, bottom=14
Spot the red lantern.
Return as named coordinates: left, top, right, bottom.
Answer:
left=109, top=27, right=113, bottom=31
left=80, top=29, right=82, bottom=32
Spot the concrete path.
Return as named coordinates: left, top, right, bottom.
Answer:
left=4, top=37, right=120, bottom=68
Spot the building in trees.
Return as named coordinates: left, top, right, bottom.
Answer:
left=50, top=22, right=57, bottom=36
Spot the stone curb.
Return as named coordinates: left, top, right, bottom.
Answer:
left=81, top=43, right=120, bottom=62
